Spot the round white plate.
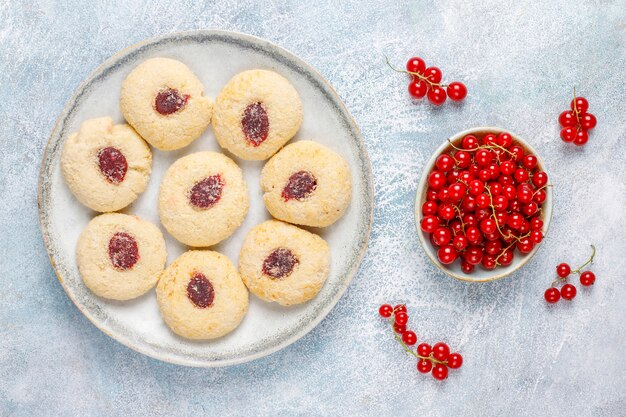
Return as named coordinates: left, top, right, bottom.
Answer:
left=38, top=30, right=373, bottom=367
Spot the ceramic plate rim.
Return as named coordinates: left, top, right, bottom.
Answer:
left=37, top=29, right=374, bottom=367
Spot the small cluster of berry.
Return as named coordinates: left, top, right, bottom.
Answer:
left=378, top=304, right=463, bottom=380
left=421, top=132, right=548, bottom=273
left=386, top=56, right=467, bottom=105
left=544, top=245, right=597, bottom=303
left=559, top=90, right=597, bottom=146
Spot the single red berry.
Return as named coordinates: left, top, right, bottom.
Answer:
left=432, top=364, right=449, bottom=380
left=393, top=323, right=406, bottom=334
left=394, top=311, right=408, bottom=325
left=402, top=331, right=418, bottom=346
left=447, top=82, right=467, bottom=101
left=432, top=342, right=450, bottom=361
left=514, top=168, right=530, bottom=183
left=461, top=261, right=474, bottom=274
left=571, top=96, right=589, bottom=113
left=424, top=66, right=442, bottom=83
left=417, top=359, right=432, bottom=373
left=452, top=234, right=468, bottom=251
left=533, top=189, right=547, bottom=204
left=522, top=155, right=538, bottom=170
left=428, top=171, right=447, bottom=190
left=394, top=304, right=407, bottom=314
left=406, top=57, right=426, bottom=74
left=422, top=201, right=438, bottom=216
left=496, top=132, right=513, bottom=148
left=580, top=113, right=596, bottom=130
left=498, top=249, right=514, bottom=266
left=558, top=111, right=577, bottom=127
left=573, top=130, right=589, bottom=146
left=580, top=271, right=596, bottom=286
left=561, top=283, right=577, bottom=300
left=544, top=287, right=560, bottom=303
left=408, top=79, right=429, bottom=99
left=437, top=245, right=458, bottom=265
left=500, top=160, right=516, bottom=175
left=530, top=230, right=543, bottom=244
left=556, top=263, right=571, bottom=278
left=532, top=171, right=548, bottom=188
left=454, top=150, right=472, bottom=168
left=516, top=237, right=534, bottom=254
left=427, top=86, right=447, bottom=106
left=447, top=352, right=463, bottom=369
left=417, top=343, right=432, bottom=357
left=436, top=154, right=455, bottom=172
left=560, top=127, right=576, bottom=143
left=530, top=217, right=544, bottom=230
left=378, top=304, right=393, bottom=317
left=420, top=215, right=439, bottom=233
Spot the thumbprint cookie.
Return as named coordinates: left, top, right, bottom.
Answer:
left=76, top=213, right=166, bottom=300
left=212, top=70, right=303, bottom=160
left=61, top=117, right=152, bottom=212
left=158, top=152, right=249, bottom=247
left=120, top=57, right=213, bottom=150
left=156, top=250, right=248, bottom=340
left=260, top=141, right=351, bottom=227
left=238, top=220, right=330, bottom=306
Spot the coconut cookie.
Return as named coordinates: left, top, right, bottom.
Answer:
left=61, top=117, right=152, bottom=212
left=260, top=141, right=351, bottom=227
left=158, top=152, right=249, bottom=247
left=157, top=250, right=248, bottom=340
left=239, top=220, right=330, bottom=306
left=212, top=70, right=303, bottom=160
left=76, top=213, right=166, bottom=300
left=120, top=57, right=213, bottom=150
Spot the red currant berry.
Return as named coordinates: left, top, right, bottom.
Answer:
left=437, top=245, right=458, bottom=265
left=438, top=204, right=456, bottom=221
left=417, top=359, right=432, bottom=373
left=514, top=168, right=530, bottom=183
left=463, top=245, right=483, bottom=265
left=432, top=342, right=450, bottom=361
left=447, top=352, right=463, bottom=369
left=560, top=127, right=576, bottom=143
left=428, top=171, right=447, bottom=190
left=516, top=237, right=534, bottom=254
left=427, top=86, right=447, bottom=105
left=379, top=304, right=393, bottom=317
left=394, top=311, right=408, bottom=325
left=531, top=171, right=548, bottom=188
left=522, top=202, right=538, bottom=217
left=522, top=154, right=538, bottom=170
left=436, top=154, right=455, bottom=172
left=509, top=145, right=524, bottom=162
left=530, top=217, right=543, bottom=230
left=461, top=195, right=476, bottom=212
left=437, top=187, right=450, bottom=203
left=573, top=130, right=588, bottom=146
left=394, top=304, right=407, bottom=314
left=571, top=96, right=589, bottom=114
left=422, top=200, right=438, bottom=215
left=481, top=254, right=497, bottom=270
left=533, top=189, right=547, bottom=204
left=480, top=218, right=497, bottom=234
left=433, top=227, right=452, bottom=246
left=496, top=132, right=513, bottom=148
left=393, top=323, right=406, bottom=334
left=447, top=82, right=467, bottom=101
left=427, top=189, right=438, bottom=201
left=468, top=179, right=484, bottom=196
left=402, top=330, right=418, bottom=346
left=493, top=195, right=508, bottom=211
left=499, top=161, right=515, bottom=176
left=544, top=287, right=560, bottom=303
left=558, top=110, right=577, bottom=127
left=432, top=364, right=449, bottom=380
left=530, top=230, right=543, bottom=244
left=417, top=343, right=432, bottom=357
left=420, top=215, right=439, bottom=233
left=454, top=150, right=472, bottom=168
left=424, top=66, right=442, bottom=83
left=475, top=149, right=493, bottom=166
left=452, top=234, right=468, bottom=251
left=556, top=263, right=571, bottom=278
left=462, top=135, right=479, bottom=150
left=580, top=271, right=596, bottom=286
left=499, top=249, right=514, bottom=266
left=449, top=219, right=464, bottom=234
left=408, top=79, right=429, bottom=99
left=461, top=261, right=474, bottom=274
left=580, top=113, right=596, bottom=130
left=561, top=283, right=577, bottom=300
left=406, top=56, right=426, bottom=74
left=448, top=183, right=466, bottom=202
left=465, top=226, right=482, bottom=244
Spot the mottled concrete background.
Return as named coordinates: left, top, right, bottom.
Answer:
left=1, top=1, right=625, bottom=416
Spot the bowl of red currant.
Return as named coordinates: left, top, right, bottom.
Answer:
left=415, top=127, right=553, bottom=282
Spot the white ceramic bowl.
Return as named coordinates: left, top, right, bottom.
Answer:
left=414, top=127, right=553, bottom=283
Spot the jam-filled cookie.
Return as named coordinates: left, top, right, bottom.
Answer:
left=260, top=141, right=351, bottom=227
left=212, top=70, right=303, bottom=160
left=61, top=117, right=152, bottom=212
left=238, top=220, right=330, bottom=306
left=120, top=57, right=213, bottom=150
left=156, top=250, right=248, bottom=340
left=158, top=151, right=249, bottom=247
left=76, top=213, right=166, bottom=300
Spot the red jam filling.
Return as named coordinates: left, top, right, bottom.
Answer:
left=262, top=248, right=299, bottom=279
left=188, top=175, right=224, bottom=209
left=97, top=147, right=127, bottom=184
left=186, top=271, right=214, bottom=308
left=241, top=102, right=269, bottom=146
left=281, top=171, right=317, bottom=201
left=108, top=232, right=139, bottom=270
left=155, top=88, right=189, bottom=115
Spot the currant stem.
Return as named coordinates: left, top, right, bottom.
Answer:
left=384, top=56, right=448, bottom=88
left=387, top=314, right=448, bottom=366
left=571, top=244, right=596, bottom=274
left=446, top=139, right=516, bottom=157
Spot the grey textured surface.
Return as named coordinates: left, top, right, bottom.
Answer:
left=1, top=1, right=625, bottom=416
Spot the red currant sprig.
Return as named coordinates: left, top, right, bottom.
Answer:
left=386, top=56, right=467, bottom=105
left=544, top=244, right=597, bottom=303
left=378, top=304, right=463, bottom=380
left=559, top=88, right=597, bottom=146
